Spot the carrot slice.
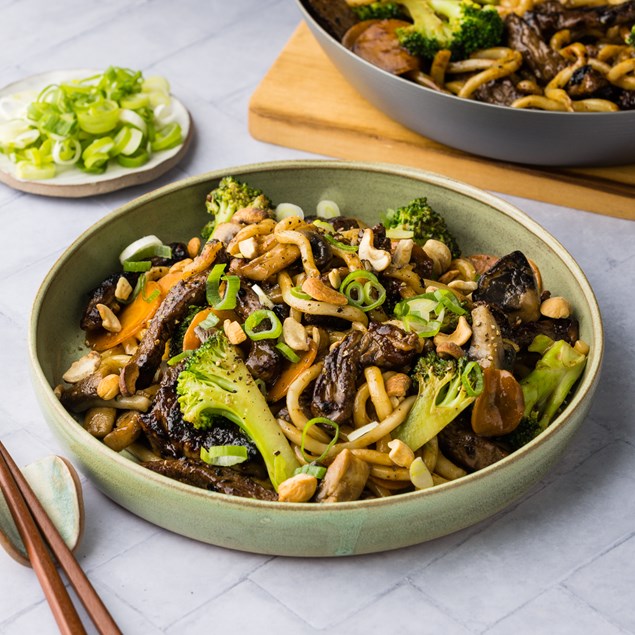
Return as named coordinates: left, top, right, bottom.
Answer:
left=268, top=339, right=318, bottom=403
left=88, top=281, right=163, bottom=352
left=181, top=307, right=239, bottom=351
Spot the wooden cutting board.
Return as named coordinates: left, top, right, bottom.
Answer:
left=249, top=22, right=635, bottom=221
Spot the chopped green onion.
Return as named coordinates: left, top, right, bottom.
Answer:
left=76, top=99, right=120, bottom=134
left=276, top=342, right=301, bottom=363
left=116, top=147, right=149, bottom=168
left=316, top=199, right=341, bottom=219
left=290, top=286, right=312, bottom=301
left=301, top=417, right=339, bottom=464
left=167, top=350, right=193, bottom=366
left=198, top=312, right=220, bottom=330
left=294, top=464, right=327, bottom=479
left=206, top=264, right=240, bottom=310
left=339, top=270, right=386, bottom=312
left=386, top=228, right=415, bottom=240
left=251, top=283, right=274, bottom=309
left=347, top=421, right=379, bottom=442
left=15, top=161, right=55, bottom=180
left=200, top=445, right=249, bottom=467
left=312, top=219, right=335, bottom=234
left=244, top=309, right=282, bottom=341
left=123, top=260, right=152, bottom=272
left=150, top=122, right=182, bottom=151
left=118, top=235, right=168, bottom=264
left=324, top=234, right=358, bottom=252
left=461, top=361, right=484, bottom=397
left=275, top=202, right=304, bottom=221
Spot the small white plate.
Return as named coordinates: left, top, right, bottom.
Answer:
left=0, top=69, right=193, bottom=198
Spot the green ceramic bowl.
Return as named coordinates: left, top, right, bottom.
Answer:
left=29, top=160, right=603, bottom=557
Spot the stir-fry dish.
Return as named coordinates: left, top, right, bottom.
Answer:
left=57, top=177, right=589, bottom=503
left=305, top=0, right=635, bottom=111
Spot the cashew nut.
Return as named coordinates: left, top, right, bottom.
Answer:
left=283, top=317, right=309, bottom=351
left=96, top=304, right=122, bottom=333
left=223, top=319, right=247, bottom=345
left=422, top=239, right=452, bottom=277
left=387, top=439, right=415, bottom=468
left=96, top=373, right=121, bottom=400
left=358, top=228, right=391, bottom=272
left=540, top=296, right=572, bottom=319
left=435, top=341, right=465, bottom=359
left=62, top=350, right=101, bottom=383
left=114, top=276, right=133, bottom=302
left=277, top=473, right=318, bottom=502
left=433, top=316, right=472, bottom=347
left=238, top=236, right=259, bottom=259
left=391, top=238, right=414, bottom=267
left=384, top=373, right=411, bottom=398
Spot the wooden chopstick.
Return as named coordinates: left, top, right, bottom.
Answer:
left=0, top=442, right=122, bottom=635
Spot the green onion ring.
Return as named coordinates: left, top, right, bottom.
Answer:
left=244, top=310, right=282, bottom=341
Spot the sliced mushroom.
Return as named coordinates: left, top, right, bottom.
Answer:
left=468, top=304, right=505, bottom=370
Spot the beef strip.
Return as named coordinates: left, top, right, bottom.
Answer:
left=312, top=322, right=422, bottom=423
left=120, top=270, right=209, bottom=395
left=526, top=0, right=635, bottom=37
left=312, top=330, right=364, bottom=423
left=142, top=459, right=277, bottom=500
left=504, top=13, right=566, bottom=85
left=301, top=0, right=358, bottom=41
left=438, top=418, right=510, bottom=472
left=472, top=251, right=541, bottom=325
left=567, top=65, right=609, bottom=98
left=358, top=321, right=423, bottom=368
left=234, top=281, right=283, bottom=386
left=473, top=77, right=526, bottom=107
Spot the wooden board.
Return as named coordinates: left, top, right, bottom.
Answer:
left=249, top=23, right=635, bottom=221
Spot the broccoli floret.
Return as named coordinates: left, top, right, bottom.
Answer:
left=201, top=176, right=271, bottom=240
left=626, top=25, right=635, bottom=46
left=176, top=331, right=300, bottom=490
left=351, top=1, right=407, bottom=20
left=504, top=335, right=587, bottom=450
left=354, top=0, right=504, bottom=59
left=383, top=196, right=461, bottom=257
left=393, top=351, right=483, bottom=451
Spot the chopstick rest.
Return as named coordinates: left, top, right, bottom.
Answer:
left=0, top=455, right=84, bottom=566
left=0, top=442, right=121, bottom=635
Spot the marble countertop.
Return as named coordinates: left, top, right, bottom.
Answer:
left=1, top=1, right=634, bottom=633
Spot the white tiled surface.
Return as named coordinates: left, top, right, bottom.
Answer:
left=0, top=1, right=634, bottom=633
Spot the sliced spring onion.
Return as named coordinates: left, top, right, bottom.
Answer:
left=123, top=260, right=152, bottom=273
left=324, top=233, right=358, bottom=252
left=119, top=235, right=164, bottom=264
left=15, top=161, right=55, bottom=180
left=251, top=283, right=274, bottom=309
left=410, top=457, right=434, bottom=490
left=275, top=202, right=304, bottom=221
left=461, top=361, right=484, bottom=397
left=312, top=219, right=335, bottom=234
left=339, top=270, right=386, bottom=312
left=198, top=312, right=220, bottom=331
left=300, top=417, right=339, bottom=464
left=112, top=125, right=143, bottom=156
left=244, top=309, right=282, bottom=341
left=52, top=138, right=81, bottom=165
left=118, top=108, right=147, bottom=134
left=386, top=228, right=415, bottom=240
left=316, top=199, right=341, bottom=219
left=347, top=421, right=379, bottom=442
left=200, top=445, right=249, bottom=467
left=151, top=122, right=182, bottom=151
left=0, top=67, right=182, bottom=180
left=116, top=147, right=149, bottom=168
left=167, top=349, right=193, bottom=366
left=206, top=264, right=240, bottom=310
left=276, top=341, right=300, bottom=363
left=294, top=464, right=327, bottom=479
left=290, top=286, right=312, bottom=301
